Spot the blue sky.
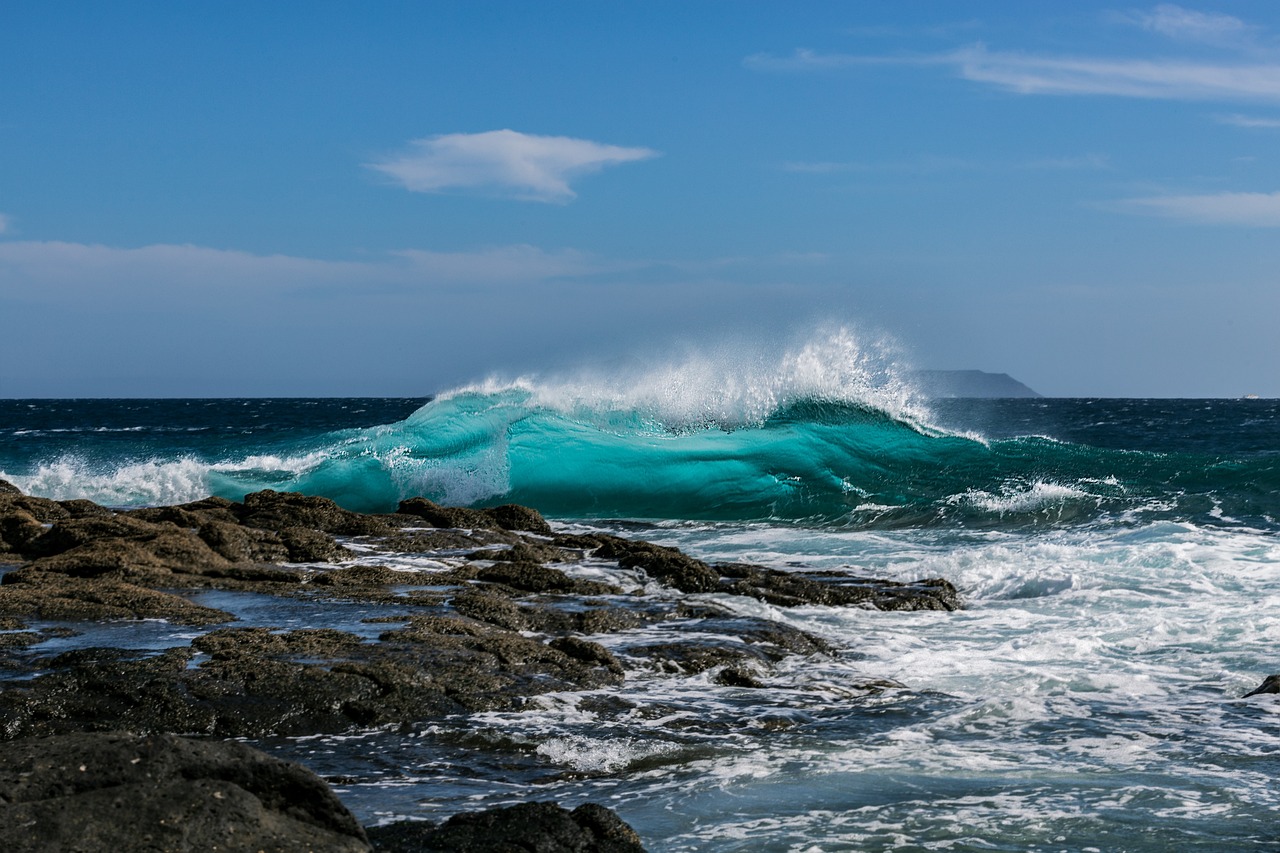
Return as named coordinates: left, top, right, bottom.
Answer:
left=3, top=1, right=1279, bottom=397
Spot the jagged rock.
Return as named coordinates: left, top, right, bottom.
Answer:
left=0, top=613, right=625, bottom=740
left=15, top=539, right=186, bottom=584
left=471, top=562, right=618, bottom=596
left=0, top=491, right=69, bottom=523
left=127, top=496, right=243, bottom=527
left=279, top=525, right=353, bottom=562
left=716, top=563, right=960, bottom=612
left=626, top=613, right=833, bottom=677
left=1244, top=674, right=1280, bottom=697
left=591, top=537, right=720, bottom=593
left=470, top=541, right=572, bottom=564
left=193, top=626, right=366, bottom=660
left=397, top=497, right=496, bottom=530
left=376, top=528, right=515, bottom=552
left=240, top=490, right=392, bottom=536
left=55, top=499, right=114, bottom=518
left=484, top=503, right=555, bottom=535
left=452, top=588, right=529, bottom=630
left=0, top=731, right=371, bottom=852
left=311, top=565, right=431, bottom=587
left=717, top=666, right=766, bottom=688
left=365, top=801, right=644, bottom=853
left=0, top=479, right=21, bottom=495
left=0, top=647, right=218, bottom=739
left=0, top=508, right=44, bottom=555
left=23, top=515, right=176, bottom=558
left=550, top=636, right=624, bottom=675
left=198, top=520, right=290, bottom=563
left=396, top=497, right=554, bottom=536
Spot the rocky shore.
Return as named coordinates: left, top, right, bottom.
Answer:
left=0, top=481, right=960, bottom=851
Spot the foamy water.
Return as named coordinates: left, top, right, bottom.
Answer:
left=250, top=518, right=1280, bottom=852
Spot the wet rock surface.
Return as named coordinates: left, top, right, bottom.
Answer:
left=0, top=483, right=964, bottom=851
left=1244, top=674, right=1280, bottom=697
left=0, top=731, right=372, bottom=853
left=366, top=801, right=645, bottom=852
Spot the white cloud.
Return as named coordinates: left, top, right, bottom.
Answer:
left=748, top=41, right=1280, bottom=103
left=0, top=213, right=10, bottom=234
left=1216, top=112, right=1280, bottom=128
left=951, top=44, right=1280, bottom=101
left=1128, top=4, right=1254, bottom=46
left=1118, top=190, right=1280, bottom=225
left=366, top=129, right=659, bottom=203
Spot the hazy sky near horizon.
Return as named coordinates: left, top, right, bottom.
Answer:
left=3, top=1, right=1280, bottom=398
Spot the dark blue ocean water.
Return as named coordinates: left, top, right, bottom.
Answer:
left=3, top=383, right=1280, bottom=851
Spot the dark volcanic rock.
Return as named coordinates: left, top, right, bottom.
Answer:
left=311, top=564, right=435, bottom=587
left=197, top=519, right=291, bottom=563
left=0, top=508, right=44, bottom=555
left=0, top=491, right=70, bottom=524
left=0, top=478, right=21, bottom=495
left=471, top=561, right=618, bottom=596
left=591, top=537, right=720, bottom=593
left=396, top=497, right=555, bottom=535
left=0, top=731, right=371, bottom=853
left=377, top=528, right=515, bottom=552
left=0, top=613, right=626, bottom=739
left=366, top=801, right=644, bottom=853
left=716, top=563, right=960, bottom=612
left=452, top=588, right=529, bottom=630
left=240, top=489, right=393, bottom=536
left=484, top=503, right=555, bottom=535
left=1244, top=674, right=1280, bottom=697
left=0, top=647, right=220, bottom=739
left=470, top=541, right=574, bottom=564
left=127, top=496, right=243, bottom=527
left=279, top=525, right=354, bottom=562
left=397, top=497, right=495, bottom=530
left=55, top=498, right=114, bottom=518
left=23, top=515, right=180, bottom=558
left=0, top=574, right=234, bottom=625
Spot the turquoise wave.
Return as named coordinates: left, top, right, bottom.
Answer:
left=243, top=388, right=1279, bottom=530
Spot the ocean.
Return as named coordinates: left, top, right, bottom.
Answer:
left=3, top=343, right=1279, bottom=851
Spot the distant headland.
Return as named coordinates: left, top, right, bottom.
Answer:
left=911, top=370, right=1042, bottom=399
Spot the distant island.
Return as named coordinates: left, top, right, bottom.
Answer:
left=911, top=370, right=1042, bottom=399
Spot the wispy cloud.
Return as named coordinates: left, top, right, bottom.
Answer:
left=1117, top=190, right=1280, bottom=226
left=951, top=44, right=1280, bottom=101
left=0, top=240, right=618, bottom=305
left=1216, top=112, right=1280, bottom=128
left=782, top=153, right=1108, bottom=175
left=366, top=129, right=659, bottom=203
left=1123, top=4, right=1255, bottom=46
left=0, top=213, right=10, bottom=235
left=751, top=44, right=1280, bottom=102
left=749, top=0, right=1280, bottom=106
